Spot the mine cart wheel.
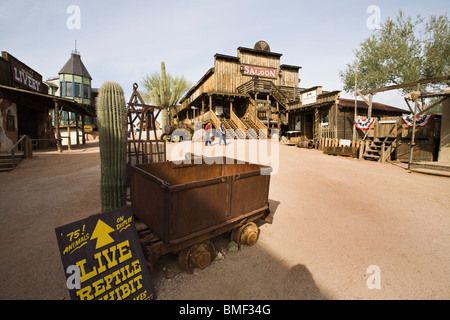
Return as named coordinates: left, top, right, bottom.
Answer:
left=178, top=240, right=215, bottom=274
left=231, top=222, right=260, bottom=248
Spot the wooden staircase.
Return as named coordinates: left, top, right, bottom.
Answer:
left=241, top=118, right=266, bottom=139
left=0, top=152, right=24, bottom=172
left=222, top=119, right=245, bottom=139
left=363, top=138, right=397, bottom=162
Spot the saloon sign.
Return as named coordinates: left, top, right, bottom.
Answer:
left=55, top=206, right=156, bottom=300
left=242, top=64, right=277, bottom=79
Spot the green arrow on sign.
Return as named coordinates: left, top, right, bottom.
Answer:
left=91, top=219, right=115, bottom=249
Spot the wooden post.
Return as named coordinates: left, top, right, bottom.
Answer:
left=66, top=110, right=71, bottom=150
left=209, top=95, right=212, bottom=113
left=408, top=85, right=420, bottom=170
left=81, top=115, right=86, bottom=144
left=276, top=101, right=280, bottom=130
left=358, top=140, right=364, bottom=159
left=353, top=64, right=358, bottom=141
left=75, top=114, right=80, bottom=145
left=368, top=93, right=373, bottom=119
left=54, top=101, right=62, bottom=153
left=202, top=98, right=205, bottom=123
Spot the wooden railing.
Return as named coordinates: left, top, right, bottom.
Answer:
left=209, top=110, right=220, bottom=129
left=237, top=80, right=289, bottom=111
left=269, top=82, right=289, bottom=107
left=278, top=85, right=300, bottom=101
left=230, top=110, right=247, bottom=133
left=379, top=118, right=401, bottom=163
left=237, top=79, right=272, bottom=94
left=127, top=140, right=166, bottom=166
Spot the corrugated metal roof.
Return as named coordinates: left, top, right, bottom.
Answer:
left=338, top=98, right=406, bottom=113
left=58, top=53, right=92, bottom=79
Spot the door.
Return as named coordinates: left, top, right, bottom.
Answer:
left=305, top=113, right=313, bottom=139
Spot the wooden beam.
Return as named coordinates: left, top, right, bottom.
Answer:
left=359, top=74, right=450, bottom=95
left=54, top=102, right=62, bottom=153
left=403, top=97, right=414, bottom=113
left=417, top=95, right=450, bottom=116
left=357, top=92, right=371, bottom=106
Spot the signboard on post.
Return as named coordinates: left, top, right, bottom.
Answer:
left=55, top=206, right=156, bottom=300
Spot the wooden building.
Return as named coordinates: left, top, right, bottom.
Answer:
left=172, top=41, right=442, bottom=163
left=288, top=85, right=442, bottom=162
left=0, top=51, right=93, bottom=156
left=47, top=50, right=97, bottom=146
left=287, top=87, right=406, bottom=141
left=175, top=41, right=300, bottom=138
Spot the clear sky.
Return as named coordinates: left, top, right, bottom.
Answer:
left=1, top=0, right=449, bottom=110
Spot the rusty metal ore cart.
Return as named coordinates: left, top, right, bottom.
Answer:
left=130, top=157, right=272, bottom=273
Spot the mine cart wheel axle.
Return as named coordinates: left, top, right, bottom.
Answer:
left=231, top=222, right=260, bottom=247
left=178, top=240, right=215, bottom=274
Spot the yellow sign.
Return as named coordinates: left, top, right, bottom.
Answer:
left=90, top=219, right=115, bottom=249
left=55, top=207, right=156, bottom=300
left=84, top=125, right=93, bottom=132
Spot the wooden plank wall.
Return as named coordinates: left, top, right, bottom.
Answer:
left=182, top=48, right=301, bottom=113
left=280, top=68, right=299, bottom=88
left=214, top=57, right=239, bottom=93
left=0, top=56, right=12, bottom=86
left=214, top=50, right=299, bottom=93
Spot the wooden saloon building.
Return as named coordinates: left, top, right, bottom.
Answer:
left=173, top=41, right=445, bottom=163
left=174, top=41, right=300, bottom=139
left=174, top=41, right=408, bottom=143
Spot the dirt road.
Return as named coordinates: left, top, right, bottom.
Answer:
left=0, top=140, right=449, bottom=300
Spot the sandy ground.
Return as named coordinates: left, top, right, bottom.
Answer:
left=0, top=139, right=449, bottom=300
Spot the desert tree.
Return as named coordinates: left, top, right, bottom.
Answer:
left=140, top=62, right=192, bottom=132
left=339, top=10, right=450, bottom=99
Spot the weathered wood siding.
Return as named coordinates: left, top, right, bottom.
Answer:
left=280, top=67, right=299, bottom=88
left=336, top=107, right=355, bottom=140
left=180, top=70, right=214, bottom=110
left=237, top=48, right=281, bottom=87
left=181, top=46, right=300, bottom=114
left=0, top=56, right=12, bottom=86
left=214, top=57, right=239, bottom=93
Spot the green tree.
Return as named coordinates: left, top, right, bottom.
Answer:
left=339, top=10, right=450, bottom=95
left=140, top=61, right=192, bottom=132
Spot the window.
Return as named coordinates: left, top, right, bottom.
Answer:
left=74, top=83, right=81, bottom=98
left=83, top=84, right=90, bottom=99
left=65, top=82, right=72, bottom=97
left=321, top=112, right=329, bottom=127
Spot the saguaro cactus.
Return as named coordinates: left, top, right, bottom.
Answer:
left=149, top=61, right=177, bottom=133
left=97, top=81, right=127, bottom=212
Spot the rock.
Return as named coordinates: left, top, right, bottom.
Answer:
left=165, top=269, right=175, bottom=279
left=227, top=241, right=239, bottom=253
left=214, top=251, right=223, bottom=261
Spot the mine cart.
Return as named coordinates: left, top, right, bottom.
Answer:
left=130, top=157, right=272, bottom=273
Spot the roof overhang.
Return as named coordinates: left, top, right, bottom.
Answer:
left=0, top=84, right=94, bottom=117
